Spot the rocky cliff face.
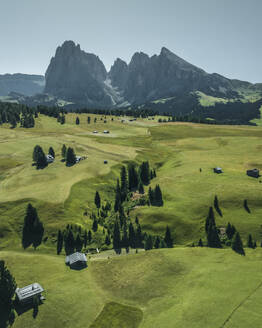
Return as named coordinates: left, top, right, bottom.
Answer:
left=45, top=41, right=113, bottom=107
left=44, top=41, right=256, bottom=108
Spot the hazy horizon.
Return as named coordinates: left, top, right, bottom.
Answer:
left=0, top=0, right=261, bottom=83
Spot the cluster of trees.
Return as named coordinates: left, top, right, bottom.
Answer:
left=57, top=225, right=92, bottom=255
left=0, top=261, right=16, bottom=328
left=22, top=203, right=44, bottom=250
left=148, top=185, right=163, bottom=206
left=111, top=219, right=173, bottom=254
left=113, top=162, right=159, bottom=212
left=0, top=102, right=36, bottom=128
left=61, top=144, right=76, bottom=166
left=32, top=145, right=55, bottom=169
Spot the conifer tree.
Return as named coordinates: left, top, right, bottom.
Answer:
left=136, top=224, right=143, bottom=248
left=56, top=230, right=63, bottom=255
left=154, top=236, right=161, bottom=249
left=0, top=260, right=17, bottom=328
left=207, top=224, right=221, bottom=248
left=83, top=230, right=88, bottom=248
left=22, top=203, right=44, bottom=249
left=205, top=207, right=215, bottom=234
left=128, top=163, right=139, bottom=190
left=87, top=230, right=92, bottom=244
left=105, top=234, right=111, bottom=246
left=129, top=222, right=136, bottom=248
left=61, top=144, right=67, bottom=159
left=94, top=191, right=101, bottom=209
left=76, top=116, right=80, bottom=125
left=48, top=147, right=55, bottom=158
left=113, top=221, right=121, bottom=254
left=64, top=229, right=75, bottom=255
left=138, top=181, right=144, bottom=194
left=164, top=226, right=173, bottom=248
left=139, top=161, right=150, bottom=185
left=232, top=232, right=245, bottom=255
left=75, top=233, right=83, bottom=252
left=120, top=166, right=128, bottom=201
left=92, top=218, right=98, bottom=232
left=148, top=186, right=155, bottom=205
left=66, top=147, right=76, bottom=166
left=154, top=185, right=164, bottom=206
left=247, top=234, right=254, bottom=248
left=87, top=116, right=91, bottom=124
left=144, top=235, right=153, bottom=250
left=121, top=227, right=129, bottom=248
left=114, top=179, right=121, bottom=212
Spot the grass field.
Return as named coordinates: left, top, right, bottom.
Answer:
left=1, top=113, right=262, bottom=327
left=1, top=248, right=262, bottom=328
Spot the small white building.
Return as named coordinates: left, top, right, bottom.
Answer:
left=93, top=130, right=98, bottom=134
left=46, top=154, right=54, bottom=163
left=103, top=130, right=110, bottom=134
left=15, top=283, right=44, bottom=304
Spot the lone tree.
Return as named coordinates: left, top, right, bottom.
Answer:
left=48, top=146, right=55, bottom=158
left=198, top=238, right=203, bottom=247
left=164, top=226, right=173, bottom=248
left=66, top=147, right=76, bottom=166
left=94, top=191, right=101, bottom=209
left=154, top=185, right=163, bottom=206
left=22, top=203, right=44, bottom=249
left=76, top=116, right=80, bottom=125
left=247, top=234, right=254, bottom=248
left=0, top=261, right=17, bottom=328
left=61, top=144, right=67, bottom=159
left=33, top=145, right=47, bottom=169
left=232, top=232, right=245, bottom=255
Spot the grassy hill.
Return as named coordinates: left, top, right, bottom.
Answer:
left=1, top=248, right=262, bottom=328
left=1, top=113, right=262, bottom=327
left=1, top=114, right=262, bottom=249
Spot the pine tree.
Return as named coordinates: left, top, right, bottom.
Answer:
left=121, top=227, right=129, bottom=248
left=164, top=226, right=173, bottom=248
left=154, top=185, right=163, bottom=206
left=114, top=179, right=121, bottom=212
left=76, top=116, right=80, bottom=125
left=128, top=222, right=136, bottom=248
left=128, top=163, right=139, bottom=190
left=139, top=161, right=150, bottom=185
left=64, top=229, right=75, bottom=255
left=136, top=224, right=143, bottom=248
left=138, top=181, right=144, bottom=194
left=154, top=236, right=161, bottom=249
left=48, top=147, right=55, bottom=158
left=92, top=218, right=98, bottom=232
left=113, top=221, right=121, bottom=254
left=33, top=145, right=47, bottom=169
left=0, top=260, right=17, bottom=327
left=61, top=144, right=67, bottom=159
left=22, top=203, right=44, bottom=249
left=83, top=230, right=88, bottom=248
left=66, top=147, right=76, bottom=166
left=205, top=207, right=215, bottom=234
left=94, top=191, right=101, bottom=209
left=207, top=224, right=222, bottom=248
left=144, top=235, right=153, bottom=250
left=247, top=234, right=254, bottom=248
left=87, top=230, right=92, bottom=244
left=148, top=186, right=155, bottom=205
left=232, top=232, right=245, bottom=255
left=75, top=233, right=83, bottom=252
left=56, top=230, right=63, bottom=255
left=198, top=238, right=203, bottom=247
left=87, top=116, right=91, bottom=124
left=120, top=166, right=128, bottom=201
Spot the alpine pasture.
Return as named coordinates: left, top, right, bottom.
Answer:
left=1, top=113, right=262, bottom=327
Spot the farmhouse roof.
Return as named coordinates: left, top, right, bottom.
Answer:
left=15, top=283, right=44, bottom=301
left=65, top=252, right=87, bottom=265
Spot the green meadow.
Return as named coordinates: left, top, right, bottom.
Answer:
left=1, top=113, right=262, bottom=327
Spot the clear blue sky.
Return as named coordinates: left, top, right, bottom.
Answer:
left=0, top=0, right=261, bottom=82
